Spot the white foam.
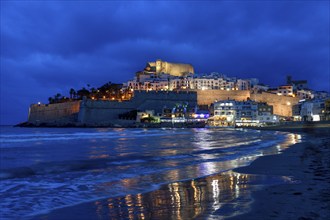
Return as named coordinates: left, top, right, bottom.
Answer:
left=0, top=131, right=174, bottom=145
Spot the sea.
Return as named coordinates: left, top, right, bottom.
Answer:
left=0, top=126, right=302, bottom=219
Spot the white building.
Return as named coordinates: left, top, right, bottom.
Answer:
left=213, top=100, right=258, bottom=126
left=257, top=113, right=279, bottom=124
left=212, top=100, right=278, bottom=126
left=235, top=100, right=258, bottom=122
left=277, top=85, right=294, bottom=97
left=125, top=72, right=260, bottom=92
left=236, top=79, right=251, bottom=90
left=300, top=99, right=325, bottom=121
left=296, top=89, right=314, bottom=100
left=212, top=100, right=237, bottom=126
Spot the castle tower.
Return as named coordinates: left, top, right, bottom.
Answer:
left=156, top=59, right=162, bottom=74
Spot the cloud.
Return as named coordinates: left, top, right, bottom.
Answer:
left=0, top=0, right=329, bottom=124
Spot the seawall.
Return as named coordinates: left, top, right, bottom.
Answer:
left=26, top=90, right=299, bottom=126
left=78, top=91, right=197, bottom=125
left=28, top=101, right=81, bottom=124
left=27, top=91, right=197, bottom=126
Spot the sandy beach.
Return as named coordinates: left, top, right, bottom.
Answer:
left=230, top=127, right=330, bottom=219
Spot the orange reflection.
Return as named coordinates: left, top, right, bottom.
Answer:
left=93, top=171, right=290, bottom=219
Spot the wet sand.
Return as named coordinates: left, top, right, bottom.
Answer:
left=230, top=127, right=330, bottom=219
left=32, top=171, right=294, bottom=220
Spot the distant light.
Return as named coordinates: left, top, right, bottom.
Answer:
left=312, top=114, right=320, bottom=121
left=38, top=102, right=41, bottom=105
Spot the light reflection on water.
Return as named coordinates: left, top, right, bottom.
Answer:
left=0, top=127, right=304, bottom=219
left=90, top=171, right=296, bottom=220
left=86, top=132, right=303, bottom=220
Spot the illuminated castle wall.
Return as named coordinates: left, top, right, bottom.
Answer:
left=196, top=90, right=299, bottom=117
left=28, top=91, right=197, bottom=125
left=147, top=59, right=194, bottom=76
left=28, top=90, right=299, bottom=126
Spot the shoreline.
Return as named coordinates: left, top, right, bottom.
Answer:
left=14, top=121, right=206, bottom=128
left=16, top=120, right=330, bottom=130
left=230, top=127, right=330, bottom=219
left=29, top=126, right=330, bottom=219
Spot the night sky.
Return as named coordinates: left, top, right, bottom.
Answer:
left=1, top=1, right=329, bottom=125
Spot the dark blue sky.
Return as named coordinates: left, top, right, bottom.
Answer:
left=1, top=1, right=329, bottom=125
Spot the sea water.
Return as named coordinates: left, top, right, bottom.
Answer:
left=0, top=126, right=299, bottom=219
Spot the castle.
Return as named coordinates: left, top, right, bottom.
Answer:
left=24, top=59, right=328, bottom=127
left=140, top=59, right=194, bottom=77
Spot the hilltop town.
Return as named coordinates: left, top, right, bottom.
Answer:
left=24, top=59, right=330, bottom=128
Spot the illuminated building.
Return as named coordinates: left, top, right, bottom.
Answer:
left=235, top=100, right=259, bottom=126
left=292, top=102, right=303, bottom=121
left=276, top=85, right=294, bottom=97
left=211, top=100, right=279, bottom=126
left=125, top=69, right=259, bottom=92
left=300, top=99, right=327, bottom=121
left=256, top=102, right=279, bottom=124
left=212, top=100, right=237, bottom=126
left=296, top=89, right=314, bottom=100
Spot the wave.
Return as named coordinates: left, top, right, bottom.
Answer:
left=0, top=131, right=178, bottom=144
left=0, top=135, right=284, bottom=181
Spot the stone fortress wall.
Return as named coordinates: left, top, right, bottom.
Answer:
left=149, top=59, right=194, bottom=76
left=28, top=91, right=197, bottom=125
left=28, top=101, right=81, bottom=124
left=27, top=90, right=298, bottom=125
left=197, top=90, right=251, bottom=105
left=251, top=92, right=300, bottom=117
left=78, top=91, right=197, bottom=125
left=196, top=90, right=299, bottom=117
